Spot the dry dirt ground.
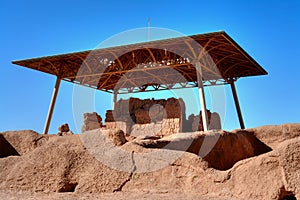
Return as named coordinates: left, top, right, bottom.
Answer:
left=0, top=190, right=244, bottom=200
left=1, top=123, right=300, bottom=200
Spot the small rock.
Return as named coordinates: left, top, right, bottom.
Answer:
left=57, top=123, right=73, bottom=136
left=58, top=123, right=70, bottom=132
left=108, top=129, right=127, bottom=146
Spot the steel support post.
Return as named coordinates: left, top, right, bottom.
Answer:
left=196, top=62, right=209, bottom=131
left=230, top=81, right=245, bottom=129
left=43, top=77, right=61, bottom=134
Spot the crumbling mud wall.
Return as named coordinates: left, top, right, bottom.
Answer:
left=105, top=97, right=185, bottom=136
left=112, top=97, right=185, bottom=123
left=82, top=97, right=221, bottom=136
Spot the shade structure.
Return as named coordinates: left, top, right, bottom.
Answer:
left=12, top=31, right=268, bottom=133
left=12, top=31, right=267, bottom=94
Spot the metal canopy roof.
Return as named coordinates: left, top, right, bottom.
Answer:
left=12, top=31, right=267, bottom=94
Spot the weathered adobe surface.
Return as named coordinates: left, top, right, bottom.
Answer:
left=111, top=97, right=185, bottom=124
left=0, top=123, right=299, bottom=200
left=84, top=98, right=186, bottom=136
left=84, top=97, right=221, bottom=137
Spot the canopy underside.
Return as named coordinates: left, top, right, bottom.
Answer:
left=12, top=31, right=267, bottom=94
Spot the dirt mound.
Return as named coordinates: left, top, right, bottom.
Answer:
left=0, top=130, right=51, bottom=155
left=0, top=124, right=299, bottom=199
left=0, top=134, right=130, bottom=193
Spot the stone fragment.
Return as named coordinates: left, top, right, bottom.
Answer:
left=57, top=123, right=73, bottom=136
left=108, top=129, right=127, bottom=146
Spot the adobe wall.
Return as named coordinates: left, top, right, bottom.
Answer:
left=81, top=112, right=103, bottom=132
left=108, top=97, right=185, bottom=123
left=105, top=97, right=185, bottom=136
left=81, top=97, right=221, bottom=135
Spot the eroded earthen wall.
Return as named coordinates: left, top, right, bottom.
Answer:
left=105, top=97, right=185, bottom=136
left=82, top=97, right=221, bottom=135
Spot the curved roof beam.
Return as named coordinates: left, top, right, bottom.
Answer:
left=145, top=48, right=157, bottom=63
left=109, top=50, right=124, bottom=70
left=43, top=59, right=60, bottom=76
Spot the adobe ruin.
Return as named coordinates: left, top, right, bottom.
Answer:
left=82, top=97, right=221, bottom=136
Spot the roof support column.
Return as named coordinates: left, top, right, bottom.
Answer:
left=112, top=91, right=117, bottom=110
left=43, top=77, right=61, bottom=134
left=230, top=80, right=245, bottom=129
left=196, top=62, right=209, bottom=131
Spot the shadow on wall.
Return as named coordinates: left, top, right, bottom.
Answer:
left=0, top=134, right=20, bottom=158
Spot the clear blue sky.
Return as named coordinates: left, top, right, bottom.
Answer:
left=0, top=0, right=299, bottom=133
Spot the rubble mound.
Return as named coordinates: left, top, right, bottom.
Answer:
left=0, top=134, right=129, bottom=193
left=0, top=123, right=299, bottom=200
left=0, top=130, right=52, bottom=156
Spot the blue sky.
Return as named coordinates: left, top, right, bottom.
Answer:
left=0, top=0, right=299, bottom=133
